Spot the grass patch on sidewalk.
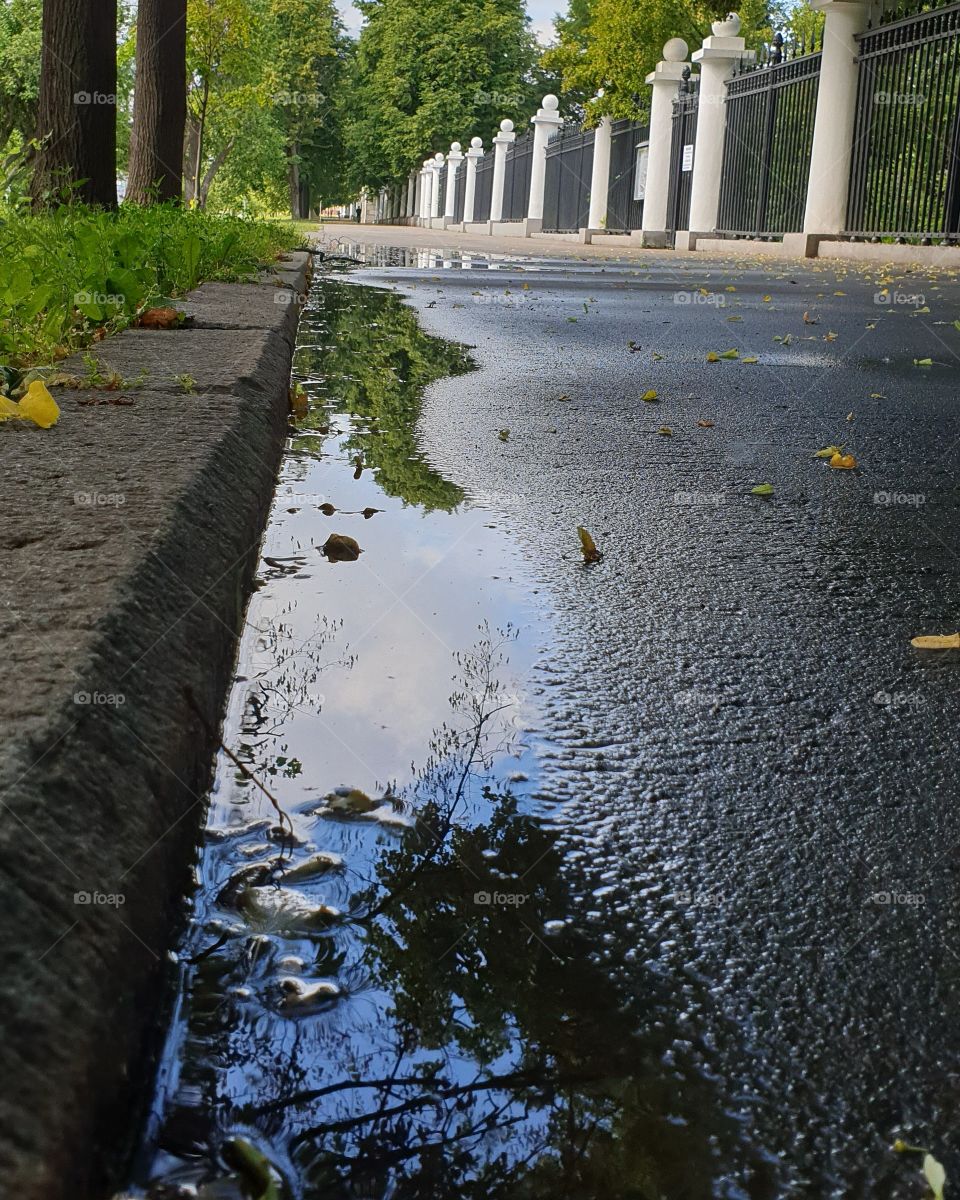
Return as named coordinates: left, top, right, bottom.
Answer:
left=0, top=203, right=299, bottom=369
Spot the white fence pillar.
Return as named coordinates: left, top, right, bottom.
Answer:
left=490, top=119, right=515, bottom=222
left=463, top=137, right=483, bottom=223
left=444, top=141, right=463, bottom=222
left=587, top=113, right=613, bottom=230
left=525, top=94, right=562, bottom=235
left=419, top=160, right=432, bottom=222
left=685, top=14, right=753, bottom=247
left=794, top=0, right=869, bottom=251
left=430, top=152, right=444, bottom=219
left=640, top=40, right=691, bottom=246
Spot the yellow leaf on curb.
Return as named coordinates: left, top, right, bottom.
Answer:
left=18, top=381, right=60, bottom=428
left=642, top=389, right=658, bottom=401
left=911, top=633, right=960, bottom=650
left=0, top=395, right=20, bottom=421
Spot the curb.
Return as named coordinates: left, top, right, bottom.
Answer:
left=0, top=251, right=311, bottom=1200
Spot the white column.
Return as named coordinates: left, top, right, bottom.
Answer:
left=641, top=40, right=691, bottom=246
left=463, top=137, right=483, bottom=223
left=801, top=0, right=869, bottom=242
left=444, top=142, right=463, bottom=222
left=406, top=171, right=416, bottom=221
left=525, top=94, right=562, bottom=235
left=587, top=114, right=613, bottom=230
left=687, top=15, right=753, bottom=244
left=490, top=119, right=515, bottom=223
left=430, top=152, right=444, bottom=219
left=419, top=160, right=432, bottom=222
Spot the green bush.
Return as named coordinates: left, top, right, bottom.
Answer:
left=0, top=203, right=299, bottom=367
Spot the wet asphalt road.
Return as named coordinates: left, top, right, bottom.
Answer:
left=347, top=248, right=960, bottom=1198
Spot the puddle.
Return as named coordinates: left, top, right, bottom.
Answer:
left=125, top=276, right=770, bottom=1200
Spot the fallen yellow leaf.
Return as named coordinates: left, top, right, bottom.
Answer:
left=657, top=425, right=672, bottom=436
left=829, top=452, right=856, bottom=470
left=577, top=526, right=602, bottom=563
left=642, top=389, right=658, bottom=402
left=814, top=445, right=843, bottom=458
left=911, top=633, right=960, bottom=650
left=17, top=380, right=60, bottom=428
left=706, top=351, right=720, bottom=362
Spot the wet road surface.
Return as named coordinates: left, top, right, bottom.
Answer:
left=131, top=248, right=960, bottom=1200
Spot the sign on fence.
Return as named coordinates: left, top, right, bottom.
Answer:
left=681, top=144, right=694, bottom=172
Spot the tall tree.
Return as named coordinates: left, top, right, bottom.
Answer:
left=30, top=0, right=118, bottom=206
left=127, top=0, right=187, bottom=203
left=344, top=0, right=539, bottom=191
left=0, top=0, right=42, bottom=149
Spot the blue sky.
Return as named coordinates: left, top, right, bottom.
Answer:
left=336, top=0, right=560, bottom=44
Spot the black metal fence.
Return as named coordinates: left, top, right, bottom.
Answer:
left=453, top=162, right=466, bottom=223
left=846, top=0, right=960, bottom=240
left=542, top=125, right=594, bottom=232
left=717, top=48, right=821, bottom=237
left=667, top=79, right=699, bottom=236
left=472, top=153, right=494, bottom=222
left=607, top=119, right=649, bottom=230
left=502, top=131, right=534, bottom=221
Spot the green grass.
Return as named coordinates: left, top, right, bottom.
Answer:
left=0, top=203, right=299, bottom=369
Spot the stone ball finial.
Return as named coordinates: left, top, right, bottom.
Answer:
left=542, top=94, right=559, bottom=111
left=500, top=118, right=514, bottom=133
left=663, top=37, right=688, bottom=62
left=471, top=136, right=483, bottom=148
left=434, top=151, right=444, bottom=162
left=450, top=141, right=461, bottom=152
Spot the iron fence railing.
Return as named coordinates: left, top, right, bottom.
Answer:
left=453, top=162, right=466, bottom=223
left=473, top=153, right=494, bottom=222
left=607, top=119, right=649, bottom=230
left=846, top=0, right=960, bottom=240
left=717, top=50, right=821, bottom=237
left=502, top=130, right=534, bottom=221
left=667, top=77, right=699, bottom=236
left=543, top=125, right=594, bottom=232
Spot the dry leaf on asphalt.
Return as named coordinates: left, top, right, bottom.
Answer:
left=911, top=633, right=960, bottom=650
left=642, top=389, right=658, bottom=401
left=577, top=526, right=602, bottom=563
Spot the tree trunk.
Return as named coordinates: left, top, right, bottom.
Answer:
left=31, top=0, right=118, bottom=208
left=197, top=137, right=235, bottom=208
left=126, top=0, right=187, bottom=204
left=286, top=143, right=300, bottom=220
left=193, top=81, right=209, bottom=205
left=182, top=111, right=199, bottom=205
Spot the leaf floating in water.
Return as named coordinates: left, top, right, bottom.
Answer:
left=751, top=483, right=774, bottom=496
left=627, top=340, right=641, bottom=353
left=320, top=533, right=362, bottom=562
left=741, top=355, right=759, bottom=364
left=224, top=1138, right=281, bottom=1200
left=361, top=507, right=381, bottom=519
left=577, top=526, right=602, bottom=563
left=641, top=389, right=658, bottom=402
left=323, top=786, right=379, bottom=813
left=289, top=383, right=308, bottom=418
left=17, top=381, right=60, bottom=428
left=706, top=351, right=720, bottom=362
left=803, top=311, right=819, bottom=325
left=353, top=454, right=364, bottom=478
left=914, top=357, right=933, bottom=367
left=319, top=502, right=336, bottom=515
left=719, top=349, right=739, bottom=359
left=281, top=851, right=344, bottom=882
left=911, top=632, right=960, bottom=650
left=279, top=976, right=342, bottom=1013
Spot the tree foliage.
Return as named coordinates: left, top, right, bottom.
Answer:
left=343, top=0, right=540, bottom=190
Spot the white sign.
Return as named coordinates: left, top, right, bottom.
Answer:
left=681, top=144, right=694, bottom=172
left=634, top=144, right=649, bottom=201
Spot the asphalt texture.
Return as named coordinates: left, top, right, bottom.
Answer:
left=347, top=246, right=960, bottom=1198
